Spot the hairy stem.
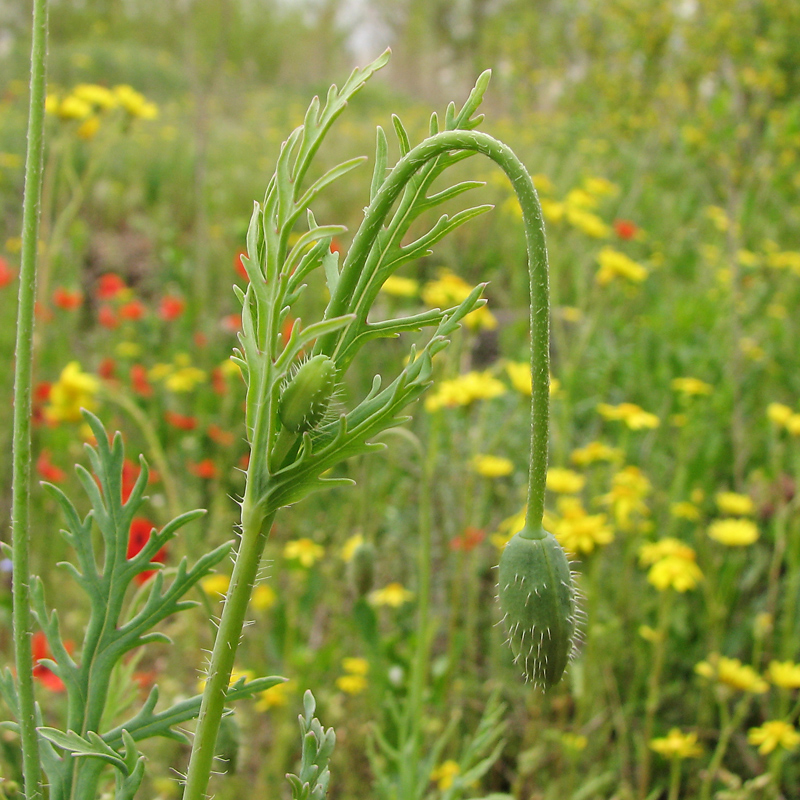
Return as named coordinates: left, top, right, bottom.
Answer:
left=11, top=1, right=49, bottom=799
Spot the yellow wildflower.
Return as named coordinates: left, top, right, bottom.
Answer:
left=505, top=361, right=559, bottom=397
left=565, top=188, right=598, bottom=209
left=539, top=198, right=565, bottom=223
left=200, top=574, right=230, bottom=598
left=567, top=207, right=610, bottom=238
left=430, top=761, right=460, bottom=791
left=768, top=661, right=800, bottom=690
left=165, top=366, right=206, bottom=393
left=197, top=667, right=255, bottom=693
left=114, top=85, right=158, bottom=119
left=336, top=674, right=367, bottom=695
left=424, top=371, right=505, bottom=412
left=340, top=533, right=365, bottom=562
left=251, top=584, right=277, bottom=611
left=148, top=363, right=174, bottom=382
left=748, top=721, right=800, bottom=755
left=767, top=251, right=800, bottom=272
left=670, top=502, right=701, bottom=521
left=599, top=467, right=651, bottom=530
left=256, top=681, right=293, bottom=711
left=597, top=402, right=660, bottom=430
left=531, top=173, right=554, bottom=194
left=695, top=655, right=768, bottom=693
left=708, top=519, right=759, bottom=547
left=705, top=205, right=730, bottom=231
left=472, top=455, right=514, bottom=478
left=671, top=377, right=713, bottom=396
left=45, top=362, right=100, bottom=423
left=646, top=555, right=703, bottom=592
left=76, top=116, right=100, bottom=141
left=284, top=538, right=325, bottom=568
left=57, top=95, right=93, bottom=121
left=370, top=582, right=413, bottom=607
left=72, top=83, right=118, bottom=110
left=559, top=306, right=583, bottom=322
left=639, top=538, right=696, bottom=566
left=550, top=497, right=613, bottom=555
left=342, top=657, right=369, bottom=676
left=639, top=625, right=665, bottom=643
left=786, top=415, right=800, bottom=436
left=546, top=468, right=585, bottom=494
left=715, top=492, right=754, bottom=516
left=381, top=275, right=419, bottom=297
left=583, top=176, right=619, bottom=197
left=649, top=729, right=703, bottom=759
left=595, top=247, right=647, bottom=285
left=115, top=341, right=141, bottom=359
left=420, top=269, right=495, bottom=329
left=570, top=441, right=622, bottom=466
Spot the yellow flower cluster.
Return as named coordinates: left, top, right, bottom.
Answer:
left=597, top=402, right=660, bottom=430
left=715, top=491, right=754, bottom=516
left=149, top=354, right=207, bottom=393
left=430, top=760, right=460, bottom=790
left=283, top=538, right=325, bottom=568
left=546, top=467, right=585, bottom=494
left=708, top=518, right=759, bottom=547
left=671, top=377, right=713, bottom=396
left=748, top=721, right=800, bottom=755
left=539, top=179, right=614, bottom=238
left=45, top=361, right=100, bottom=423
left=505, top=361, right=560, bottom=397
left=767, top=403, right=800, bottom=435
left=370, top=582, right=413, bottom=607
left=639, top=538, right=702, bottom=592
left=471, top=454, right=514, bottom=478
left=695, top=654, right=768, bottom=693
left=490, top=507, right=526, bottom=549
left=335, top=656, right=369, bottom=695
left=599, top=467, right=651, bottom=530
left=421, top=269, right=497, bottom=330
left=380, top=275, right=419, bottom=297
left=595, top=247, right=647, bottom=286
left=549, top=497, right=613, bottom=555
left=424, top=371, right=506, bottom=412
left=570, top=441, right=622, bottom=466
left=649, top=729, right=703, bottom=759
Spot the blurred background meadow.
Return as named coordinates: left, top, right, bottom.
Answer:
left=2, top=1, right=800, bottom=798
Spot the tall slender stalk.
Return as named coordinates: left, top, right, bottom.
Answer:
left=11, top=1, right=50, bottom=799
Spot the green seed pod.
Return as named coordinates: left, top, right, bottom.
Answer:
left=278, top=355, right=337, bottom=433
left=497, top=526, right=582, bottom=689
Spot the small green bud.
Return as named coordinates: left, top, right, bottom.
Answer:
left=497, top=526, right=582, bottom=689
left=278, top=355, right=336, bottom=433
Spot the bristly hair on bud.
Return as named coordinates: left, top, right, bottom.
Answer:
left=278, top=354, right=337, bottom=433
left=497, top=526, right=581, bottom=690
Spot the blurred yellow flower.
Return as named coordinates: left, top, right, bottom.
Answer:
left=646, top=555, right=703, bottom=592
left=56, top=95, right=93, bottom=121
left=491, top=507, right=526, bottom=549
left=561, top=732, right=588, bottom=751
left=381, top=275, right=419, bottom=297
left=342, top=657, right=369, bottom=676
left=539, top=198, right=565, bottom=223
left=715, top=492, right=754, bottom=516
left=568, top=207, right=610, bottom=238
left=45, top=361, right=100, bottom=423
left=649, top=729, right=703, bottom=759
left=671, top=377, right=713, bottom=396
left=565, top=188, right=598, bottom=209
left=424, top=371, right=505, bottom=412
left=705, top=205, right=730, bottom=232
left=531, top=173, right=554, bottom=194
left=768, top=661, right=800, bottom=690
left=472, top=454, right=514, bottom=478
left=597, top=402, right=659, bottom=430
left=639, top=538, right=696, bottom=566
left=251, top=584, right=277, bottom=611
left=197, top=667, right=254, bottom=693
left=340, top=533, right=365, bottom=562
left=421, top=269, right=496, bottom=330
left=708, top=519, right=759, bottom=546
left=551, top=497, right=613, bottom=555
left=165, top=366, right=206, bottom=393
left=256, top=681, right=293, bottom=711
left=336, top=674, right=367, bottom=694
left=639, top=625, right=665, bottom=643
left=114, top=85, right=158, bottom=119
left=546, top=468, right=585, bottom=494
left=670, top=502, right=701, bottom=521
left=596, top=247, right=647, bottom=285
left=570, top=441, right=622, bottom=466
left=600, top=467, right=651, bottom=530
left=200, top=574, right=230, bottom=598
left=73, top=83, right=118, bottom=110
left=786, top=415, right=800, bottom=436
left=370, top=582, right=413, bottom=607
left=583, top=177, right=618, bottom=197
left=284, top=538, right=325, bottom=568
left=748, top=721, right=800, bottom=755
left=695, top=655, right=768, bottom=693
left=767, top=403, right=792, bottom=425
left=430, top=760, right=460, bottom=790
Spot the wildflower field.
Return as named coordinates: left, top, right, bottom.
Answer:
left=1, top=2, right=800, bottom=799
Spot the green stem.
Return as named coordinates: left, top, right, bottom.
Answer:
left=182, top=504, right=274, bottom=800
left=11, top=1, right=49, bottom=799
left=699, top=694, right=752, bottom=800
left=321, top=130, right=550, bottom=529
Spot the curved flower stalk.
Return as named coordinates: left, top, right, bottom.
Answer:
left=184, top=49, right=575, bottom=799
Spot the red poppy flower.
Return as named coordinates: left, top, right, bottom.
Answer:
left=0, top=256, right=15, bottom=288
left=32, top=631, right=66, bottom=691
left=53, top=287, right=83, bottom=310
left=97, top=357, right=116, bottom=380
left=211, top=367, right=227, bottom=396
left=96, top=272, right=126, bottom=300
left=207, top=424, right=235, bottom=446
left=37, top=450, right=66, bottom=483
left=613, top=219, right=638, bottom=240
left=221, top=314, right=241, bottom=333
left=164, top=410, right=197, bottom=431
left=189, top=459, right=217, bottom=480
left=119, top=300, right=145, bottom=321
left=130, top=364, right=152, bottom=397
left=449, top=527, right=485, bottom=552
left=127, top=517, right=166, bottom=584
left=98, top=305, right=119, bottom=329
left=159, top=295, right=185, bottom=321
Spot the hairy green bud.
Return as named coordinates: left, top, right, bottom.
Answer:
left=278, top=355, right=336, bottom=433
left=497, top=527, right=582, bottom=689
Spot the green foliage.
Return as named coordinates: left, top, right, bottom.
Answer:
left=286, top=691, right=336, bottom=800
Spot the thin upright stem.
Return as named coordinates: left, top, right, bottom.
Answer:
left=11, top=1, right=49, bottom=799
